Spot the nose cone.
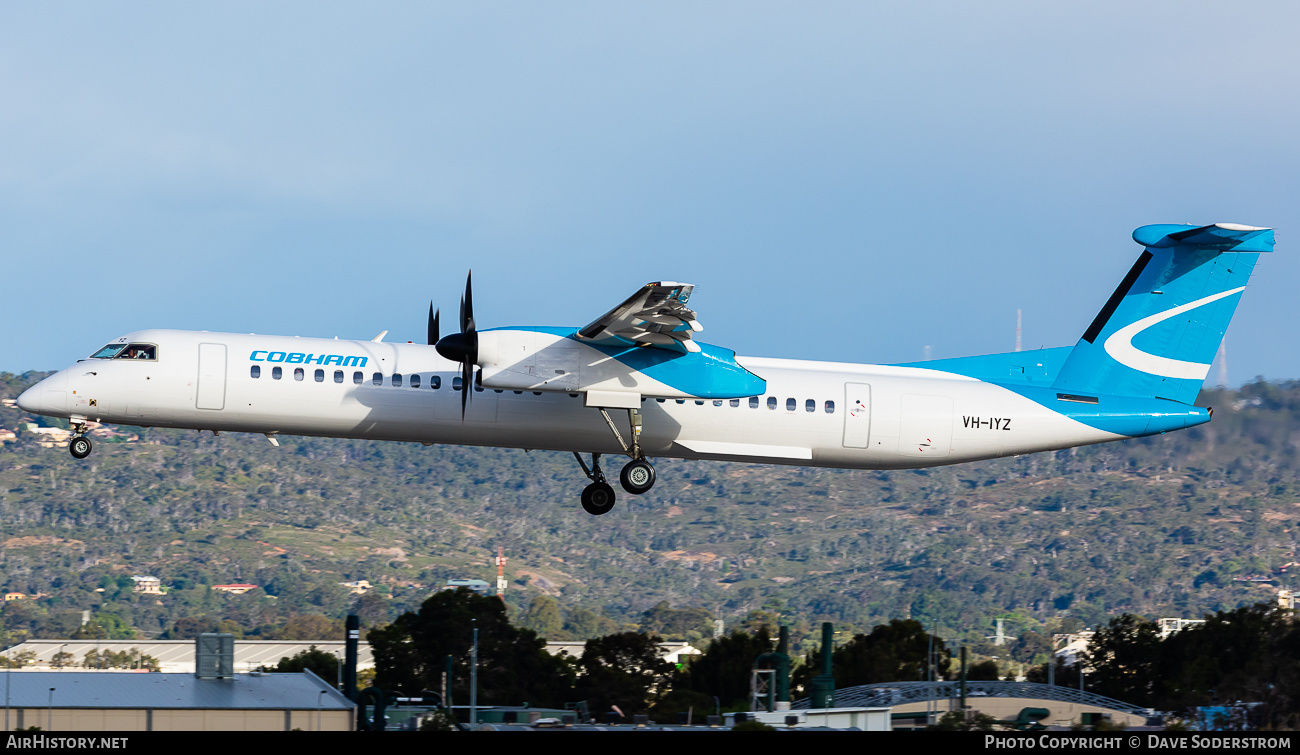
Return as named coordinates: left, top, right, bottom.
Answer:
left=16, top=371, right=67, bottom=416
left=15, top=384, right=39, bottom=413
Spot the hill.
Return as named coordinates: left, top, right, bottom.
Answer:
left=1, top=371, right=1297, bottom=654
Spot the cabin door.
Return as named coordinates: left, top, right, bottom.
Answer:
left=842, top=383, right=872, bottom=448
left=196, top=343, right=227, bottom=410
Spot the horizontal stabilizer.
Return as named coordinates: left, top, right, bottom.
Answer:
left=1134, top=223, right=1275, bottom=252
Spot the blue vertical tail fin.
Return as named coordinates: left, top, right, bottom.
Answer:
left=1052, top=223, right=1274, bottom=405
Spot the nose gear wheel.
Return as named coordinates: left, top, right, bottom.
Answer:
left=69, top=436, right=92, bottom=459
left=619, top=459, right=655, bottom=495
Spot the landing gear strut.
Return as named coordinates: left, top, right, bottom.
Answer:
left=574, top=406, right=659, bottom=515
left=574, top=453, right=617, bottom=516
left=68, top=424, right=91, bottom=460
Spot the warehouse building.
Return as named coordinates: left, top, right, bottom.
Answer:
left=0, top=669, right=353, bottom=731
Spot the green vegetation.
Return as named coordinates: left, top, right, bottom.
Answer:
left=0, top=372, right=1297, bottom=661
left=1074, top=603, right=1300, bottom=728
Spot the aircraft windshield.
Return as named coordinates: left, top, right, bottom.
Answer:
left=89, top=343, right=157, bottom=361
left=89, top=344, right=126, bottom=359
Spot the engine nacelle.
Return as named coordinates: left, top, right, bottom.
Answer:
left=475, top=328, right=765, bottom=400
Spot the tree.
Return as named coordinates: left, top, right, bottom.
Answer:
left=1082, top=614, right=1160, bottom=706
left=966, top=659, right=1001, bottom=681
left=674, top=626, right=774, bottom=711
left=520, top=596, right=563, bottom=638
left=1009, top=630, right=1054, bottom=665
left=1155, top=603, right=1300, bottom=727
left=641, top=602, right=713, bottom=640
left=563, top=606, right=622, bottom=639
left=574, top=631, right=674, bottom=718
left=274, top=613, right=345, bottom=641
left=368, top=588, right=575, bottom=708
left=930, top=710, right=1000, bottom=731
left=71, top=612, right=138, bottom=640
left=796, top=619, right=949, bottom=690
left=264, top=645, right=340, bottom=680
left=1025, top=656, right=1082, bottom=689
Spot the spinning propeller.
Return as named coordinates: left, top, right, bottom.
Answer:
left=434, top=271, right=479, bottom=419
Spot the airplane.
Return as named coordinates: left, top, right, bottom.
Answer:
left=16, top=222, right=1274, bottom=516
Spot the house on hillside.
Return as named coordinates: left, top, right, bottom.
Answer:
left=131, top=576, right=163, bottom=595
left=213, top=584, right=258, bottom=595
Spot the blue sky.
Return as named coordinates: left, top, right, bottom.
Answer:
left=3, top=2, right=1296, bottom=385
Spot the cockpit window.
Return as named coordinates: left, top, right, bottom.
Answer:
left=89, top=343, right=158, bottom=360
left=90, top=344, right=127, bottom=359
left=115, top=344, right=157, bottom=361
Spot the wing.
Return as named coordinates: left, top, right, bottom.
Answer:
left=576, top=281, right=704, bottom=353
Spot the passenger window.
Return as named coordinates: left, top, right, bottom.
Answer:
left=431, top=376, right=441, bottom=389
left=513, top=390, right=522, bottom=395
left=713, top=400, right=723, bottom=407
left=411, top=374, right=421, bottom=388
left=695, top=400, right=704, bottom=406
left=656, top=398, right=666, bottom=403
left=825, top=400, right=835, bottom=413
left=272, top=366, right=283, bottom=380
left=353, top=372, right=363, bottom=384
left=334, top=370, right=344, bottom=384
left=475, top=384, right=484, bottom=392
left=767, top=396, right=777, bottom=410
left=294, top=368, right=305, bottom=381
left=250, top=365, right=261, bottom=378
left=675, top=399, right=685, bottom=404
left=750, top=397, right=759, bottom=409
left=392, top=373, right=403, bottom=387
left=453, top=376, right=463, bottom=391
left=806, top=399, right=815, bottom=412
left=730, top=399, right=739, bottom=407
left=315, top=369, right=325, bottom=383
left=786, top=398, right=796, bottom=411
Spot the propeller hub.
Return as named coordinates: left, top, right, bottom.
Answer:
left=435, top=332, right=477, bottom=364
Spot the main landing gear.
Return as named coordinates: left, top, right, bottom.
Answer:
left=573, top=406, right=658, bottom=516
left=68, top=423, right=91, bottom=460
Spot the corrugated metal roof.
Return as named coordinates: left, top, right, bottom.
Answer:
left=0, top=671, right=353, bottom=710
left=5, top=640, right=373, bottom=672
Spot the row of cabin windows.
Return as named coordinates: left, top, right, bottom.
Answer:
left=250, top=365, right=495, bottom=392
left=248, top=366, right=834, bottom=411
left=655, top=397, right=836, bottom=413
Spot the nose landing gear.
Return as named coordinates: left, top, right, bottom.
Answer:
left=68, top=424, right=92, bottom=460
left=619, top=458, right=656, bottom=495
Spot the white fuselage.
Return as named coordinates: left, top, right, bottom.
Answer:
left=22, top=329, right=1123, bottom=470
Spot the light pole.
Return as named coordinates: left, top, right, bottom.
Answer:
left=469, top=620, right=478, bottom=727
left=47, top=687, right=54, bottom=731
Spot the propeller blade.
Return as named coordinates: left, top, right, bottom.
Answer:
left=460, top=271, right=475, bottom=334
left=461, top=363, right=472, bottom=419
left=432, top=271, right=480, bottom=421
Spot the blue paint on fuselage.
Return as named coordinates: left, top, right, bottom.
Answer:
left=483, top=327, right=767, bottom=398
left=996, top=383, right=1210, bottom=437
